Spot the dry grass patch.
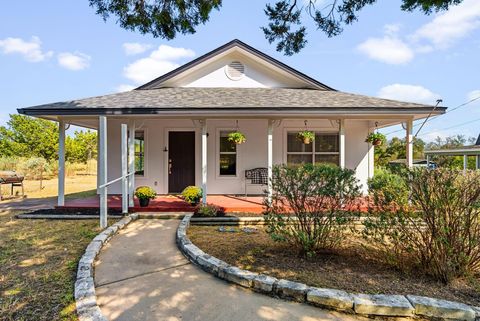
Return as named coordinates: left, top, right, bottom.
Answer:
left=188, top=226, right=480, bottom=307
left=0, top=211, right=116, bottom=321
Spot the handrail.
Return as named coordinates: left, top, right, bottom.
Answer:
left=99, top=172, right=135, bottom=189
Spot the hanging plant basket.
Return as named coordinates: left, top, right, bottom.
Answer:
left=365, top=132, right=386, bottom=146
left=297, top=130, right=315, bottom=145
left=227, top=131, right=246, bottom=145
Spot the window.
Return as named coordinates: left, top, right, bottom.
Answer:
left=287, top=132, right=339, bottom=166
left=219, top=131, right=237, bottom=176
left=134, top=131, right=145, bottom=176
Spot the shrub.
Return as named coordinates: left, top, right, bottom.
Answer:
left=367, top=168, right=409, bottom=211
left=181, top=186, right=202, bottom=205
left=264, top=163, right=361, bottom=256
left=134, top=186, right=156, bottom=200
left=194, top=203, right=225, bottom=217
left=363, top=168, right=480, bottom=283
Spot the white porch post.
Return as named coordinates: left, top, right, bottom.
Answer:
left=267, top=120, right=274, bottom=204
left=463, top=155, right=468, bottom=173
left=367, top=127, right=374, bottom=179
left=58, top=120, right=66, bottom=206
left=128, top=121, right=135, bottom=207
left=476, top=155, right=480, bottom=170
left=201, top=120, right=207, bottom=205
left=426, top=155, right=430, bottom=168
left=339, top=119, right=345, bottom=169
left=121, top=124, right=128, bottom=214
left=99, top=116, right=108, bottom=228
left=406, top=119, right=413, bottom=168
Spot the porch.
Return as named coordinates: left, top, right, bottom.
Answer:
left=58, top=194, right=266, bottom=214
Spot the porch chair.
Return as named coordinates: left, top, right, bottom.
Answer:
left=244, top=167, right=268, bottom=196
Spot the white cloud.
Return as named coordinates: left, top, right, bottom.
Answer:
left=412, top=0, right=480, bottom=49
left=357, top=36, right=414, bottom=64
left=116, top=84, right=136, bottom=92
left=57, top=52, right=91, bottom=71
left=122, top=42, right=152, bottom=55
left=123, top=44, right=195, bottom=84
left=378, top=84, right=441, bottom=104
left=0, top=36, right=53, bottom=62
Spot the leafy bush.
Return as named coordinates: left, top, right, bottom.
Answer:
left=264, top=163, right=361, bottom=256
left=367, top=168, right=409, bottom=211
left=134, top=186, right=156, bottom=200
left=181, top=186, right=202, bottom=205
left=363, top=168, right=480, bottom=283
left=194, top=203, right=225, bottom=217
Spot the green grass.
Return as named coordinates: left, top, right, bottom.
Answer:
left=0, top=211, right=116, bottom=321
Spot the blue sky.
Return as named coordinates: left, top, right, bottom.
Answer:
left=0, top=0, right=479, bottom=142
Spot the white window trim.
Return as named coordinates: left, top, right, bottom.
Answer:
left=216, top=128, right=240, bottom=179
left=134, top=128, right=148, bottom=178
left=283, top=128, right=340, bottom=165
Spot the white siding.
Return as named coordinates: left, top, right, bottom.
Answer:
left=105, top=118, right=371, bottom=195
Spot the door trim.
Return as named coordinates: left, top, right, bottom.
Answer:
left=163, top=127, right=198, bottom=194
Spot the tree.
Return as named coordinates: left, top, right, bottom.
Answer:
left=66, top=130, right=98, bottom=163
left=426, top=135, right=476, bottom=169
left=89, top=0, right=464, bottom=55
left=374, top=136, right=425, bottom=167
left=0, top=115, right=58, bottom=161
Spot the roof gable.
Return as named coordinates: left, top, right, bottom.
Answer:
left=137, top=39, right=334, bottom=91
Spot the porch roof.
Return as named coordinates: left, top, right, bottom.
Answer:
left=18, top=87, right=446, bottom=116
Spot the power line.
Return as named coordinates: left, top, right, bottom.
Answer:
left=383, top=95, right=480, bottom=136
left=417, top=116, right=480, bottom=138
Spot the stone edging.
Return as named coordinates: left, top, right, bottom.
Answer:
left=177, top=214, right=480, bottom=321
left=74, top=214, right=139, bottom=321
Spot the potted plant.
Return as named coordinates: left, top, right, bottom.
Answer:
left=227, top=131, right=246, bottom=145
left=181, top=186, right=203, bottom=205
left=365, top=132, right=386, bottom=146
left=135, top=186, right=156, bottom=207
left=297, top=130, right=315, bottom=144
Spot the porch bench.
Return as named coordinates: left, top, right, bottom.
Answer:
left=244, top=167, right=268, bottom=196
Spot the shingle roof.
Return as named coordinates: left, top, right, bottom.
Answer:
left=18, top=87, right=445, bottom=116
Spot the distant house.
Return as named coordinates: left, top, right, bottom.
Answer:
left=424, top=134, right=480, bottom=170
left=388, top=159, right=437, bottom=169
left=17, top=39, right=446, bottom=208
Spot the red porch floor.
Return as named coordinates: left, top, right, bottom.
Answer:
left=58, top=195, right=266, bottom=214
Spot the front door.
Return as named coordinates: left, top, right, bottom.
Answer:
left=168, top=131, right=195, bottom=193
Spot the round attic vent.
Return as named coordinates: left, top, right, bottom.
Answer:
left=225, top=61, right=245, bottom=80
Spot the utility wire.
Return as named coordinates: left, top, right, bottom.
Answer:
left=417, top=117, right=480, bottom=138
left=383, top=95, right=480, bottom=136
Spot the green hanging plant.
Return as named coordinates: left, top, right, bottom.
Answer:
left=227, top=131, right=246, bottom=144
left=297, top=130, right=315, bottom=144
left=365, top=132, right=386, bottom=146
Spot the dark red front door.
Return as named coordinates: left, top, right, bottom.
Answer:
left=168, top=131, right=195, bottom=193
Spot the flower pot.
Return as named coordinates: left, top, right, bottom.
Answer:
left=139, top=198, right=150, bottom=207
left=303, top=138, right=311, bottom=144
left=372, top=138, right=383, bottom=146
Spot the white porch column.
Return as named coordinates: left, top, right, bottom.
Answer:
left=406, top=119, right=413, bottom=168
left=463, top=155, right=468, bottom=173
left=121, top=124, right=128, bottom=214
left=58, top=120, right=66, bottom=206
left=267, top=120, right=274, bottom=203
left=201, top=120, right=207, bottom=205
left=128, top=121, right=135, bottom=207
left=339, top=119, right=345, bottom=169
left=426, top=155, right=430, bottom=168
left=99, top=116, right=108, bottom=228
left=367, top=127, right=374, bottom=179
left=476, top=155, right=480, bottom=170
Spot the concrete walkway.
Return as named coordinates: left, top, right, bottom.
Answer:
left=95, top=219, right=368, bottom=321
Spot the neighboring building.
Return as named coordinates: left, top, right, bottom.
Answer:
left=388, top=159, right=437, bottom=169
left=424, top=134, right=480, bottom=170
left=18, top=39, right=446, bottom=207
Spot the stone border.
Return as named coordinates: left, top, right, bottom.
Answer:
left=177, top=214, right=480, bottom=321
left=74, top=214, right=139, bottom=321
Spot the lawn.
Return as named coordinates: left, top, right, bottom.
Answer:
left=0, top=210, right=114, bottom=321
left=0, top=175, right=97, bottom=200
left=188, top=225, right=480, bottom=307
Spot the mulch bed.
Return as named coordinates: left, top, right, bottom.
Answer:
left=188, top=226, right=480, bottom=307
left=22, top=208, right=124, bottom=216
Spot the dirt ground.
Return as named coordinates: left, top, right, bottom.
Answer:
left=0, top=175, right=97, bottom=200
left=188, top=225, right=480, bottom=307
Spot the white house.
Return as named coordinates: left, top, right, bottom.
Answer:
left=18, top=39, right=446, bottom=210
